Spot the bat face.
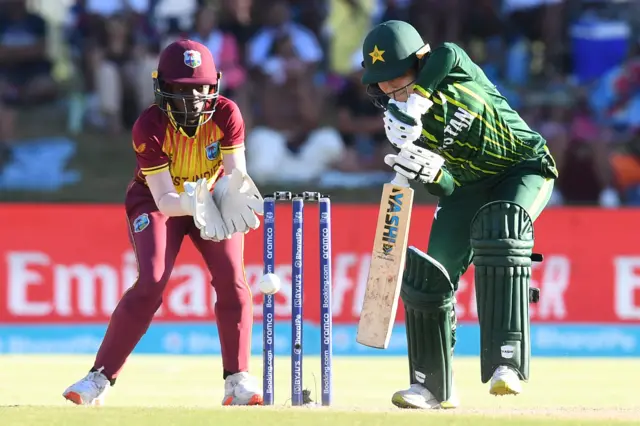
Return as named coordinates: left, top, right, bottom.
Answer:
left=357, top=181, right=414, bottom=349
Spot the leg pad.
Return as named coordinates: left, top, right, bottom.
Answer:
left=471, top=201, right=534, bottom=383
left=401, top=246, right=455, bottom=402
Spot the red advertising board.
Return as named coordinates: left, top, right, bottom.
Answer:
left=0, top=204, right=639, bottom=324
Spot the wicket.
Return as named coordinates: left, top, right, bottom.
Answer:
left=262, top=191, right=333, bottom=406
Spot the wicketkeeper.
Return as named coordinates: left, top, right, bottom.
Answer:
left=63, top=40, right=264, bottom=407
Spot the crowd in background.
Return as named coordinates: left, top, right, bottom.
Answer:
left=1, top=0, right=640, bottom=206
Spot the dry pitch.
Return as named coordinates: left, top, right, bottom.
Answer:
left=0, top=355, right=638, bottom=425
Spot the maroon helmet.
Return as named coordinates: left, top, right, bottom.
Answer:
left=152, top=39, right=222, bottom=127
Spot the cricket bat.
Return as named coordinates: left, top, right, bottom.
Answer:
left=356, top=173, right=414, bottom=349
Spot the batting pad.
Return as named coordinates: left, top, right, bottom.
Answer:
left=471, top=201, right=534, bottom=383
left=400, top=247, right=455, bottom=403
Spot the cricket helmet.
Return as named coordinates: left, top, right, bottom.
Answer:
left=360, top=21, right=431, bottom=109
left=361, top=20, right=429, bottom=85
left=152, top=39, right=222, bottom=127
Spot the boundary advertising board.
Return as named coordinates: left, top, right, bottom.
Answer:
left=1, top=204, right=639, bottom=356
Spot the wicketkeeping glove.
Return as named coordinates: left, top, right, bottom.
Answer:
left=212, top=169, right=264, bottom=235
left=180, top=179, right=231, bottom=241
left=384, top=142, right=444, bottom=184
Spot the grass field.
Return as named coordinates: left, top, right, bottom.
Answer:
left=0, top=355, right=638, bottom=425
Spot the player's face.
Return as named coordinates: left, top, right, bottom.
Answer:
left=168, top=83, right=211, bottom=122
left=378, top=70, right=416, bottom=102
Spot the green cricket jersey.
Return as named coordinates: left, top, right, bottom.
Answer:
left=413, top=43, right=556, bottom=196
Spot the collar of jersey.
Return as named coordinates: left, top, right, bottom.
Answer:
left=166, top=104, right=204, bottom=138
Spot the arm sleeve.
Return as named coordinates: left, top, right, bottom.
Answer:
left=219, top=99, right=246, bottom=155
left=424, top=167, right=455, bottom=197
left=413, top=43, right=460, bottom=98
left=132, top=114, right=170, bottom=176
left=146, top=171, right=190, bottom=217
left=223, top=148, right=247, bottom=174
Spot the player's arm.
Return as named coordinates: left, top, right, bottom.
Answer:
left=222, top=146, right=247, bottom=174
left=131, top=117, right=189, bottom=217
left=136, top=129, right=228, bottom=239
left=384, top=44, right=463, bottom=146
left=146, top=171, right=189, bottom=216
left=146, top=172, right=223, bottom=221
left=424, top=167, right=455, bottom=197
left=218, top=99, right=250, bottom=176
left=132, top=116, right=211, bottom=219
left=413, top=43, right=460, bottom=99
left=218, top=98, right=248, bottom=173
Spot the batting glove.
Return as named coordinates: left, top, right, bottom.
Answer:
left=383, top=94, right=433, bottom=149
left=384, top=143, right=444, bottom=184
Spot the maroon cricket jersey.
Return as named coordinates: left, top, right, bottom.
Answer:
left=131, top=96, right=245, bottom=193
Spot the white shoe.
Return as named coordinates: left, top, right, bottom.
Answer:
left=222, top=372, right=263, bottom=406
left=489, top=365, right=522, bottom=396
left=62, top=370, right=110, bottom=405
left=391, top=383, right=459, bottom=409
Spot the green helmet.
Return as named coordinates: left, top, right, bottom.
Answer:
left=361, top=20, right=429, bottom=85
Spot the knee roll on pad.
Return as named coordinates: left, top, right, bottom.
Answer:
left=471, top=201, right=533, bottom=383
left=400, top=246, right=455, bottom=402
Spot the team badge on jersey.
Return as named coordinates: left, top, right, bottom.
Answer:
left=184, top=50, right=202, bottom=68
left=133, top=213, right=150, bottom=233
left=205, top=141, right=220, bottom=160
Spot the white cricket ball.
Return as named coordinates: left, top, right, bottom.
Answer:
left=259, top=273, right=281, bottom=295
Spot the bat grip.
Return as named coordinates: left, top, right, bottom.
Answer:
left=391, top=173, right=410, bottom=187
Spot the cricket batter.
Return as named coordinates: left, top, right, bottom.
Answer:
left=361, top=21, right=558, bottom=409
left=63, top=40, right=264, bottom=406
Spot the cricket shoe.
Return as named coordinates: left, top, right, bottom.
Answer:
left=62, top=370, right=110, bottom=405
left=391, top=383, right=459, bottom=410
left=489, top=365, right=522, bottom=396
left=222, top=372, right=263, bottom=406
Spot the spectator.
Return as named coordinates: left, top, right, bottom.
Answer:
left=65, top=0, right=94, bottom=90
left=245, top=33, right=344, bottom=184
left=246, top=0, right=323, bottom=78
left=610, top=129, right=640, bottom=205
left=151, top=0, right=199, bottom=49
left=190, top=5, right=246, bottom=99
left=287, top=0, right=327, bottom=41
left=463, top=0, right=504, bottom=45
left=602, top=49, right=640, bottom=131
left=326, top=0, right=375, bottom=77
left=503, top=0, right=565, bottom=76
left=0, top=0, right=57, bottom=166
left=334, top=53, right=392, bottom=172
left=218, top=0, right=258, bottom=55
left=409, top=0, right=461, bottom=50
left=85, top=0, right=150, bottom=17
left=551, top=94, right=620, bottom=207
left=90, top=13, right=157, bottom=133
left=377, top=0, right=412, bottom=23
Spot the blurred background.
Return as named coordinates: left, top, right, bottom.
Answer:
left=1, top=0, right=640, bottom=206
left=0, top=0, right=639, bottom=366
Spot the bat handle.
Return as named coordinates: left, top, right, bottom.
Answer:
left=391, top=173, right=410, bottom=187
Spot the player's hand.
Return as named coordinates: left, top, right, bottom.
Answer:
left=384, top=142, right=444, bottom=184
left=180, top=179, right=231, bottom=241
left=212, top=169, right=264, bottom=235
left=383, top=94, right=433, bottom=148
